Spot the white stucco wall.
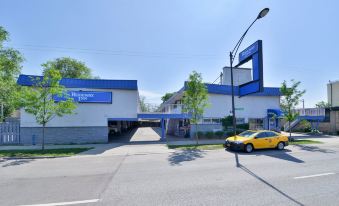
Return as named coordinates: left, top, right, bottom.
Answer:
left=328, top=81, right=339, bottom=107
left=20, top=88, right=139, bottom=127
left=203, top=93, right=280, bottom=122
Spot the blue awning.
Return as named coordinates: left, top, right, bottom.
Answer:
left=267, top=109, right=284, bottom=118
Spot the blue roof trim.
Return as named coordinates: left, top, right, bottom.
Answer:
left=17, top=74, right=138, bottom=90
left=108, top=118, right=138, bottom=121
left=298, top=116, right=325, bottom=121
left=138, top=113, right=191, bottom=119
left=184, top=82, right=281, bottom=96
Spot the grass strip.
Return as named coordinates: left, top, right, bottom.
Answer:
left=289, top=139, right=323, bottom=145
left=0, top=148, right=92, bottom=157
left=167, top=144, right=223, bottom=150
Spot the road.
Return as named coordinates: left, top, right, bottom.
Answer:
left=1, top=140, right=339, bottom=205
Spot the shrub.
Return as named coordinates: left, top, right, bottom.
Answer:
left=214, top=131, right=225, bottom=138
left=196, top=131, right=204, bottom=138
left=237, top=123, right=249, bottom=130
left=221, top=115, right=233, bottom=130
left=205, top=131, right=215, bottom=139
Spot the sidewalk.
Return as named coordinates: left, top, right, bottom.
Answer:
left=283, top=132, right=339, bottom=145
left=0, top=144, right=102, bottom=151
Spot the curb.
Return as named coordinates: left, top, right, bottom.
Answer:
left=0, top=156, right=71, bottom=160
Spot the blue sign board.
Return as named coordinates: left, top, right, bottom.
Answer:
left=237, top=40, right=264, bottom=97
left=239, top=41, right=259, bottom=63
left=54, top=91, right=112, bottom=103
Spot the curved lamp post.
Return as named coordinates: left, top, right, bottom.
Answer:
left=229, top=8, right=269, bottom=136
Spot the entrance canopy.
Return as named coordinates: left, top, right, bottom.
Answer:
left=137, top=113, right=191, bottom=119
left=137, top=113, right=191, bottom=140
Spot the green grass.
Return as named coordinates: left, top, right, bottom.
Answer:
left=167, top=144, right=224, bottom=150
left=0, top=148, right=93, bottom=158
left=289, top=139, right=323, bottom=145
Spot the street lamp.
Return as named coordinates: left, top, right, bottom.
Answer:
left=229, top=8, right=269, bottom=136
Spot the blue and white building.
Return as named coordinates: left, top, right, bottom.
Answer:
left=17, top=75, right=140, bottom=144
left=160, top=67, right=283, bottom=136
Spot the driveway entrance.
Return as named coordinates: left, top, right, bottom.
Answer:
left=130, top=127, right=161, bottom=142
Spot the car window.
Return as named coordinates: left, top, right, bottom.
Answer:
left=265, top=132, right=277, bottom=137
left=255, top=132, right=267, bottom=138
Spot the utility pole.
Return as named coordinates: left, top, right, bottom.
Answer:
left=302, top=99, right=305, bottom=109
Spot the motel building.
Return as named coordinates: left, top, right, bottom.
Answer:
left=17, top=74, right=189, bottom=144
left=159, top=67, right=283, bottom=137
left=16, top=67, right=282, bottom=145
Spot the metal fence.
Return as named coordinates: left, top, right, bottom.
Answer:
left=0, top=120, right=20, bottom=145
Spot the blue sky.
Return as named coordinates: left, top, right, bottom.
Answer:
left=1, top=0, right=338, bottom=106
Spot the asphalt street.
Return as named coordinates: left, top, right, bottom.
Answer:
left=1, top=141, right=339, bottom=206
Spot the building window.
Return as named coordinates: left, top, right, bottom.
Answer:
left=249, top=118, right=264, bottom=130
left=199, top=118, right=222, bottom=124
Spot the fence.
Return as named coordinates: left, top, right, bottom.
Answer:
left=0, top=120, right=20, bottom=145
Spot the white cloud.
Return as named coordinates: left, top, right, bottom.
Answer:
left=139, top=90, right=163, bottom=104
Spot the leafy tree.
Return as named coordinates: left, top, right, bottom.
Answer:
left=221, top=115, right=233, bottom=130
left=0, top=26, right=24, bottom=121
left=182, top=71, right=209, bottom=145
left=161, top=92, right=175, bottom=102
left=139, top=96, right=158, bottom=112
left=280, top=80, right=305, bottom=140
left=20, top=69, right=76, bottom=150
left=42, top=57, right=96, bottom=79
left=315, top=101, right=331, bottom=108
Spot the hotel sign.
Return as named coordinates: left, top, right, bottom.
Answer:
left=54, top=91, right=112, bottom=103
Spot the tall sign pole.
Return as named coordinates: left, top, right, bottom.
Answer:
left=229, top=52, right=237, bottom=136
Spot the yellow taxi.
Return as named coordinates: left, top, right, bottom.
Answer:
left=224, top=130, right=289, bottom=153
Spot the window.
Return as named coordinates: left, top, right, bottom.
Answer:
left=212, top=118, right=220, bottom=124
left=203, top=118, right=212, bottom=124
left=255, top=132, right=267, bottom=138
left=200, top=118, right=221, bottom=124
left=249, top=118, right=264, bottom=130
left=265, top=132, right=277, bottom=137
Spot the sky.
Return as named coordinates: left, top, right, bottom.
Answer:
left=1, top=0, right=339, bottom=106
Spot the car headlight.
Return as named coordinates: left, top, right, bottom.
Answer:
left=233, top=141, right=243, bottom=144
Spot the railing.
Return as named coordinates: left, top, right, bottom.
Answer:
left=160, top=104, right=183, bottom=114
left=293, top=108, right=325, bottom=117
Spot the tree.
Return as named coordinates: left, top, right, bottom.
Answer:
left=0, top=26, right=24, bottom=121
left=182, top=71, right=209, bottom=145
left=315, top=101, right=331, bottom=108
left=139, top=96, right=158, bottom=112
left=280, top=80, right=305, bottom=140
left=42, top=57, right=96, bottom=79
left=161, top=92, right=175, bottom=102
left=221, top=115, right=233, bottom=130
left=20, top=69, right=76, bottom=150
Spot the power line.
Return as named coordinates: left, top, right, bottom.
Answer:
left=5, top=44, right=223, bottom=59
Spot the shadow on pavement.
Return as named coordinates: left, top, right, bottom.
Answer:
left=1, top=158, right=35, bottom=167
left=234, top=153, right=304, bottom=206
left=168, top=149, right=206, bottom=166
left=228, top=149, right=305, bottom=164
left=292, top=144, right=336, bottom=154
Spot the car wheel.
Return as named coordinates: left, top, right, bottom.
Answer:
left=277, top=142, right=285, bottom=150
left=245, top=144, right=253, bottom=153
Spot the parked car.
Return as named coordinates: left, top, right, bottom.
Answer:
left=224, top=130, right=289, bottom=153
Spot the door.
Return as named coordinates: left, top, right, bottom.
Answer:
left=252, top=132, right=268, bottom=149
left=265, top=131, right=279, bottom=148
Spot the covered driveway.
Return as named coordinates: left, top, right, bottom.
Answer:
left=137, top=113, right=191, bottom=140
